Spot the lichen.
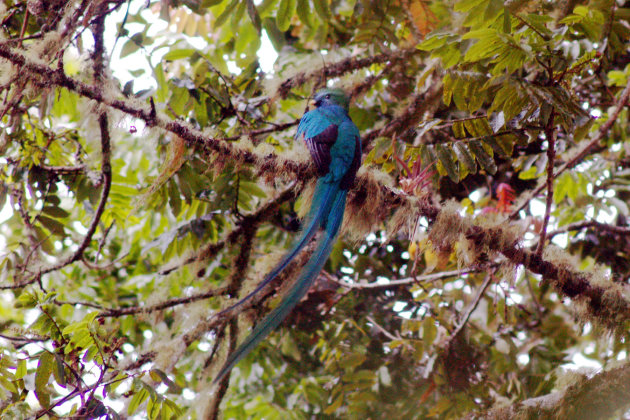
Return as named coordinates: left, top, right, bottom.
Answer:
left=429, top=200, right=471, bottom=253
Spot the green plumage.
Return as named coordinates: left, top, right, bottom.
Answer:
left=214, top=89, right=361, bottom=383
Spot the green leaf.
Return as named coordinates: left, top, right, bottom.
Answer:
left=214, top=0, right=239, bottom=28
left=258, top=0, right=279, bottom=16
left=0, top=375, right=17, bottom=394
left=296, top=0, right=313, bottom=27
left=313, top=0, right=332, bottom=20
left=454, top=142, right=477, bottom=173
left=469, top=140, right=497, bottom=174
left=202, top=0, right=223, bottom=6
left=364, top=136, right=392, bottom=164
left=452, top=121, right=466, bottom=138
left=417, top=35, right=448, bottom=51
left=442, top=73, right=454, bottom=106
left=420, top=144, right=438, bottom=170
left=519, top=165, right=539, bottom=179
left=36, top=215, right=65, bottom=235
left=423, top=319, right=437, bottom=343
left=484, top=0, right=503, bottom=22
left=451, top=77, right=467, bottom=111
left=120, top=34, right=142, bottom=58
left=35, top=352, right=54, bottom=408
left=231, top=0, right=247, bottom=33
left=263, top=17, right=285, bottom=50
left=33, top=226, right=55, bottom=254
left=162, top=49, right=196, bottom=61
left=436, top=144, right=459, bottom=182
left=30, top=313, right=54, bottom=334
left=128, top=388, right=149, bottom=415
left=277, top=0, right=297, bottom=31
left=53, top=354, right=66, bottom=387
left=246, top=0, right=262, bottom=33
left=41, top=206, right=70, bottom=218
left=341, top=353, right=367, bottom=369
left=16, top=359, right=26, bottom=380
left=325, top=394, right=343, bottom=414
left=482, top=135, right=510, bottom=156
left=455, top=0, right=487, bottom=13
left=164, top=398, right=183, bottom=415
left=503, top=7, right=511, bottom=33
left=471, top=118, right=493, bottom=136
left=154, top=63, right=168, bottom=103
left=519, top=13, right=552, bottom=38
left=15, top=291, right=38, bottom=308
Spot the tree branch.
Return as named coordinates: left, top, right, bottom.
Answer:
left=449, top=271, right=493, bottom=342
left=481, top=362, right=630, bottom=419
left=275, top=48, right=419, bottom=98
left=547, top=220, right=630, bottom=238
left=96, top=287, right=229, bottom=318
left=510, top=78, right=630, bottom=219
left=536, top=110, right=556, bottom=257
left=32, top=6, right=113, bottom=278
left=331, top=266, right=493, bottom=289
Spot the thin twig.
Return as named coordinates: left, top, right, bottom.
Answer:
left=536, top=110, right=556, bottom=257
left=510, top=78, right=630, bottom=219
left=97, top=287, right=229, bottom=318
left=449, top=272, right=493, bottom=341
left=332, top=266, right=492, bottom=289
left=547, top=220, right=630, bottom=238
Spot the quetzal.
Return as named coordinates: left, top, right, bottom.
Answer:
left=214, top=88, right=362, bottom=383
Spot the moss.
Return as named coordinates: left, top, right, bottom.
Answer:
left=429, top=200, right=471, bottom=253
left=344, top=167, right=393, bottom=242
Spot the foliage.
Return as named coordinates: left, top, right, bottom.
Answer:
left=0, top=0, right=629, bottom=418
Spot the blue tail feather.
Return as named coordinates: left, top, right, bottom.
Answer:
left=213, top=181, right=338, bottom=318
left=213, top=187, right=347, bottom=383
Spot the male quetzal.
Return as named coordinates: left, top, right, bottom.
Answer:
left=214, top=88, right=361, bottom=383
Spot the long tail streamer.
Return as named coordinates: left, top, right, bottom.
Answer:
left=213, top=186, right=347, bottom=383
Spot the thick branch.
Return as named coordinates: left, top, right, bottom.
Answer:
left=465, top=223, right=629, bottom=325
left=275, top=48, right=419, bottom=98
left=483, top=362, right=630, bottom=419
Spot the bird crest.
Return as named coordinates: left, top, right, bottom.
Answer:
left=313, top=88, right=350, bottom=110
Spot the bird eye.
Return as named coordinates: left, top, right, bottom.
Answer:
left=325, top=94, right=331, bottom=99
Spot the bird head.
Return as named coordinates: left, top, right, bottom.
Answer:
left=312, top=88, right=350, bottom=110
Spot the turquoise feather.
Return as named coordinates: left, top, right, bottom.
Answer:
left=214, top=89, right=361, bottom=383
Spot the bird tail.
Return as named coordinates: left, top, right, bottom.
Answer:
left=213, top=188, right=347, bottom=383
left=214, top=181, right=338, bottom=318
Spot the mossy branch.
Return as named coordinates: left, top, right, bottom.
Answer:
left=482, top=362, right=630, bottom=420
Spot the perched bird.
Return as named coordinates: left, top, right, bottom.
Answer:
left=214, top=88, right=362, bottom=383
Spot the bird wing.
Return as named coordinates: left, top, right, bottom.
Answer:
left=297, top=109, right=339, bottom=176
